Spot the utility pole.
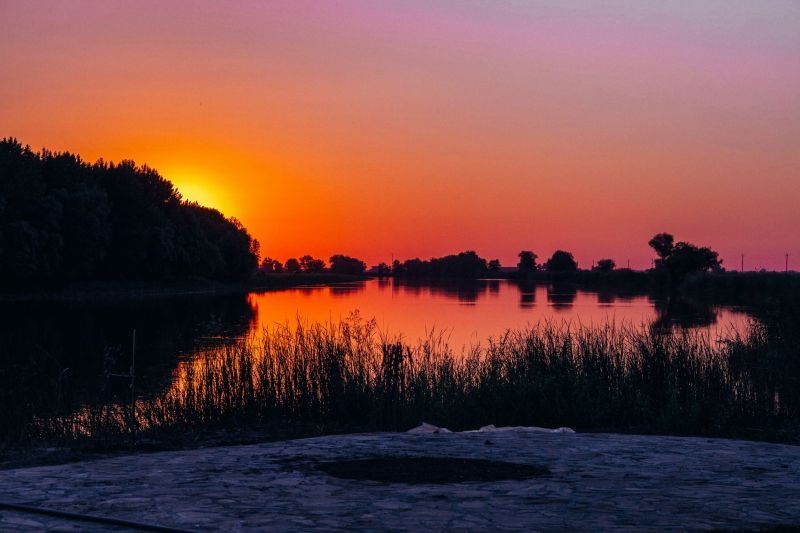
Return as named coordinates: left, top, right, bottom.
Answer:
left=787, top=253, right=790, bottom=273
left=741, top=254, right=744, bottom=273
left=627, top=259, right=630, bottom=270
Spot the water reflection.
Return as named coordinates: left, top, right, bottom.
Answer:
left=519, top=281, right=536, bottom=308
left=247, top=279, right=749, bottom=347
left=652, top=296, right=719, bottom=330
left=0, top=279, right=752, bottom=436
left=597, top=291, right=616, bottom=305
left=546, top=283, right=577, bottom=310
left=0, top=294, right=256, bottom=425
left=392, top=279, right=491, bottom=304
left=329, top=283, right=366, bottom=298
left=488, top=279, right=500, bottom=295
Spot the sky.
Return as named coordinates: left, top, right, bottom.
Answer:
left=2, top=1, right=799, bottom=270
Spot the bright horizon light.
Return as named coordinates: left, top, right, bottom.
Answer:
left=2, top=1, right=799, bottom=270
left=160, top=166, right=232, bottom=215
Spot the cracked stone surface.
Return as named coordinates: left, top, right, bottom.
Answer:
left=0, top=431, right=799, bottom=531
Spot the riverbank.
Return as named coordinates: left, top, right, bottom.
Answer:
left=1, top=430, right=798, bottom=530
left=0, top=273, right=370, bottom=302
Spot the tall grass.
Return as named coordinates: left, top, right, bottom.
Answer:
left=23, top=314, right=799, bottom=446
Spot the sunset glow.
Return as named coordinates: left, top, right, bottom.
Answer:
left=160, top=165, right=233, bottom=214
left=2, top=1, right=798, bottom=269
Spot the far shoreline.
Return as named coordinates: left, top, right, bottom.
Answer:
left=3, top=269, right=798, bottom=304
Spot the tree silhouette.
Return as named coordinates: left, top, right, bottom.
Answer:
left=392, top=251, right=489, bottom=278
left=668, top=243, right=722, bottom=277
left=372, top=262, right=391, bottom=277
left=260, top=257, right=283, bottom=273
left=544, top=250, right=578, bottom=273
left=648, top=233, right=722, bottom=282
left=488, top=259, right=501, bottom=274
left=284, top=258, right=300, bottom=273
left=0, top=138, right=258, bottom=285
left=299, top=255, right=326, bottom=273
left=517, top=251, right=538, bottom=274
left=329, top=254, right=366, bottom=275
left=648, top=233, right=674, bottom=262
left=593, top=258, right=616, bottom=272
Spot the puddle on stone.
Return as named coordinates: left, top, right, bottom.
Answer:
left=316, top=457, right=549, bottom=484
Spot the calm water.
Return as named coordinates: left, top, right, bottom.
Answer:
left=247, top=279, right=750, bottom=347
left=0, top=279, right=752, bottom=424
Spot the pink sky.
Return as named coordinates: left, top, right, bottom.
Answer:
left=1, top=1, right=799, bottom=269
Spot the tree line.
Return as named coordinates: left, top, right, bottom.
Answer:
left=0, top=138, right=258, bottom=286
left=263, top=234, right=722, bottom=284
left=1, top=139, right=724, bottom=288
left=259, top=254, right=367, bottom=276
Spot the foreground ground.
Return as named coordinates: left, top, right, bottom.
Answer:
left=0, top=430, right=798, bottom=531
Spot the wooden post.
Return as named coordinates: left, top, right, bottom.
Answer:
left=130, top=329, right=136, bottom=446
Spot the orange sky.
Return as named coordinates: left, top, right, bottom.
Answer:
left=2, top=1, right=799, bottom=270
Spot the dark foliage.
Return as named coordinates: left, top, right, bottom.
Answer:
left=329, top=254, right=367, bottom=275
left=648, top=232, right=674, bottom=260
left=668, top=242, right=722, bottom=275
left=259, top=257, right=283, bottom=273
left=517, top=251, right=537, bottom=275
left=0, top=292, right=256, bottom=442
left=284, top=258, right=300, bottom=273
left=19, top=311, right=800, bottom=447
left=370, top=262, right=392, bottom=277
left=648, top=233, right=721, bottom=284
left=544, top=250, right=578, bottom=273
left=0, top=139, right=258, bottom=286
left=299, top=255, right=326, bottom=273
left=392, top=251, right=488, bottom=279
left=593, top=258, right=616, bottom=272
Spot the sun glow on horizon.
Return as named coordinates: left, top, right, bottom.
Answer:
left=162, top=166, right=233, bottom=216
left=2, top=1, right=799, bottom=269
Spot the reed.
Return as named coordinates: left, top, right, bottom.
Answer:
left=20, top=313, right=798, bottom=447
